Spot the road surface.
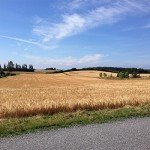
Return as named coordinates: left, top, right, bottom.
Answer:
left=0, top=117, right=150, bottom=150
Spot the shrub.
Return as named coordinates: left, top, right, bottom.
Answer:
left=117, top=71, right=129, bottom=79
left=118, top=72, right=125, bottom=79
left=99, top=73, right=103, bottom=78
left=0, top=70, right=5, bottom=77
left=0, top=71, right=16, bottom=78
left=103, top=73, right=107, bottom=77
left=131, top=72, right=141, bottom=78
left=124, top=71, right=129, bottom=78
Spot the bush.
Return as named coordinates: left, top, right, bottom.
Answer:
left=0, top=70, right=5, bottom=78
left=118, top=72, right=125, bottom=79
left=99, top=73, right=103, bottom=77
left=103, top=73, right=107, bottom=77
left=117, top=71, right=129, bottom=79
left=117, top=71, right=140, bottom=79
left=0, top=71, right=16, bottom=78
left=99, top=72, right=108, bottom=78
left=131, top=72, right=141, bottom=78
left=124, top=71, right=129, bottom=78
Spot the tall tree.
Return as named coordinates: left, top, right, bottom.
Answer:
left=3, top=64, right=6, bottom=71
left=7, top=61, right=14, bottom=72
left=29, top=65, right=34, bottom=71
left=17, top=65, right=21, bottom=71
left=15, top=64, right=19, bottom=71
left=22, top=64, right=27, bottom=71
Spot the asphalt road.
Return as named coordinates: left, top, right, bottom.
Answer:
left=0, top=117, right=150, bottom=150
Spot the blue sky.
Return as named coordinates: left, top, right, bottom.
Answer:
left=0, top=0, right=150, bottom=69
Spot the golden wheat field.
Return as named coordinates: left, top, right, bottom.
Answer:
left=0, top=70, right=150, bottom=118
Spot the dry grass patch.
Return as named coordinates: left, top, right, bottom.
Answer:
left=0, top=71, right=150, bottom=118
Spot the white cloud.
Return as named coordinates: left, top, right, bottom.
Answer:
left=22, top=54, right=104, bottom=68
left=1, top=1, right=150, bottom=50
left=33, top=0, right=150, bottom=43
left=33, top=14, right=86, bottom=42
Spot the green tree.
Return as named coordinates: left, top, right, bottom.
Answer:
left=103, top=73, right=107, bottom=77
left=0, top=70, right=5, bottom=77
left=29, top=65, right=34, bottom=71
left=131, top=72, right=141, bottom=78
left=3, top=64, right=6, bottom=71
left=124, top=71, right=129, bottom=78
left=99, top=73, right=103, bottom=78
left=118, top=72, right=125, bottom=79
left=15, top=64, right=19, bottom=71
left=7, top=61, right=14, bottom=72
left=22, top=64, right=27, bottom=71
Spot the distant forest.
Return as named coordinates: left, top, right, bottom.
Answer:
left=0, top=61, right=34, bottom=72
left=54, top=67, right=150, bottom=74
left=45, top=66, right=150, bottom=74
left=79, top=67, right=150, bottom=74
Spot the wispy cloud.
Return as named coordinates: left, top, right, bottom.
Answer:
left=0, top=35, right=39, bottom=46
left=33, top=14, right=86, bottom=42
left=1, top=1, right=150, bottom=50
left=64, top=0, right=112, bottom=10
left=67, top=0, right=85, bottom=10
left=33, top=0, right=150, bottom=42
left=0, top=35, right=58, bottom=50
left=22, top=53, right=104, bottom=68
left=124, top=0, right=150, bottom=13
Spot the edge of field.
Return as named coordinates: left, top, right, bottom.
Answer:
left=0, top=105, right=150, bottom=138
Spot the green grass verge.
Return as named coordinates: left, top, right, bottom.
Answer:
left=0, top=105, right=150, bottom=138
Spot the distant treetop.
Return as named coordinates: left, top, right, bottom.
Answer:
left=0, top=61, right=34, bottom=72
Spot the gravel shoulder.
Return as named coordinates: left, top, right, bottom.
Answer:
left=0, top=117, right=150, bottom=150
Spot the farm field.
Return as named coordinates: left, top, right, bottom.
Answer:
left=12, top=69, right=56, bottom=74
left=0, top=71, right=150, bottom=118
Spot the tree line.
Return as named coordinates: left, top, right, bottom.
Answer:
left=50, top=67, right=150, bottom=75
left=0, top=61, right=34, bottom=72
left=45, top=67, right=56, bottom=70
left=78, top=67, right=150, bottom=74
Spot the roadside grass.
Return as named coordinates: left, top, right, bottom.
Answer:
left=0, top=105, right=150, bottom=138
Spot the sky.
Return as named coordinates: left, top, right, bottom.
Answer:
left=0, top=0, right=150, bottom=69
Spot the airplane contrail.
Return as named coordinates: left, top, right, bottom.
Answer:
left=0, top=35, right=40, bottom=46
